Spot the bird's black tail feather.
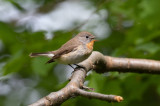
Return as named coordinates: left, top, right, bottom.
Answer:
left=46, top=59, right=54, bottom=64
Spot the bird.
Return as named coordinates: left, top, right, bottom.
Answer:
left=29, top=31, right=96, bottom=68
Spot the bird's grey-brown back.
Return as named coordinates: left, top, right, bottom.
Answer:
left=54, top=31, right=94, bottom=55
left=52, top=33, right=82, bottom=57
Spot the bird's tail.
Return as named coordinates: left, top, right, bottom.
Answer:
left=29, top=52, right=54, bottom=58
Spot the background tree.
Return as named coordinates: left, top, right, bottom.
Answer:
left=0, top=0, right=160, bottom=106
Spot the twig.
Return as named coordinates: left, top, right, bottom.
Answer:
left=76, top=89, right=123, bottom=102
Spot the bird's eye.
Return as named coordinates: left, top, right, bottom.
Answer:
left=86, top=36, right=89, bottom=38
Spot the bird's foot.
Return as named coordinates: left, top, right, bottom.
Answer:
left=74, top=64, right=85, bottom=69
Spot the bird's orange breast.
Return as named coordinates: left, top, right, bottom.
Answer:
left=87, top=40, right=96, bottom=50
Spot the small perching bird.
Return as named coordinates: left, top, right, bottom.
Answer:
left=29, top=31, right=96, bottom=67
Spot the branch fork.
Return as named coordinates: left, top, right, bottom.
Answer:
left=30, top=63, right=123, bottom=106
left=30, top=51, right=160, bottom=105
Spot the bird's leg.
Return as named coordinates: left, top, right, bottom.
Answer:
left=68, top=64, right=75, bottom=81
left=74, top=64, right=85, bottom=69
left=68, top=64, right=85, bottom=81
left=68, top=64, right=74, bottom=69
left=68, top=64, right=85, bottom=69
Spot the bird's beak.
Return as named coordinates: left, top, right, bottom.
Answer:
left=91, top=36, right=95, bottom=39
left=92, top=39, right=98, bottom=42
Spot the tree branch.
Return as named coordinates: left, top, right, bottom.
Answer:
left=78, top=51, right=160, bottom=74
left=76, top=89, right=123, bottom=102
left=30, top=68, right=122, bottom=106
left=30, top=51, right=160, bottom=105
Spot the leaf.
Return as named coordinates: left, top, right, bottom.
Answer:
left=3, top=50, right=25, bottom=75
left=136, top=42, right=160, bottom=54
left=31, top=57, right=53, bottom=76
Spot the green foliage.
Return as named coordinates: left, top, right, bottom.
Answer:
left=1, top=0, right=160, bottom=106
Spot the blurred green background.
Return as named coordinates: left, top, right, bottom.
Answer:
left=0, top=0, right=160, bottom=106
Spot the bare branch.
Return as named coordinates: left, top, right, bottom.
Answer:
left=29, top=68, right=87, bottom=106
left=105, top=56, right=160, bottom=74
left=78, top=51, right=160, bottom=74
left=76, top=89, right=123, bottom=102
left=30, top=68, right=122, bottom=106
left=30, top=51, right=160, bottom=105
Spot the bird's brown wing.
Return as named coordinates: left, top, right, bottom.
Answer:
left=54, top=36, right=82, bottom=58
left=46, top=45, right=78, bottom=63
left=46, top=39, right=81, bottom=63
